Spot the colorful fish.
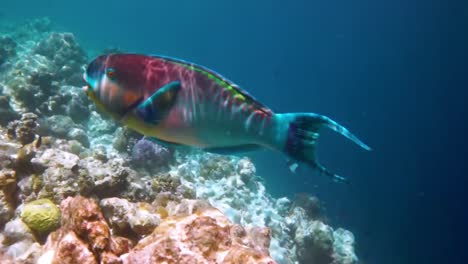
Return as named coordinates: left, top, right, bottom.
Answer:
left=83, top=54, right=370, bottom=183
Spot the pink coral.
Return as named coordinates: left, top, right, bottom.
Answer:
left=123, top=206, right=276, bottom=264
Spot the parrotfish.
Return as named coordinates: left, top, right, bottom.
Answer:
left=83, top=54, right=370, bottom=183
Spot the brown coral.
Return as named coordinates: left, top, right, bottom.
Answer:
left=6, top=112, right=38, bottom=145
left=39, top=196, right=131, bottom=264
left=62, top=196, right=111, bottom=253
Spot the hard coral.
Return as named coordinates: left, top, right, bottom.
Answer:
left=291, top=193, right=322, bottom=220
left=38, top=115, right=89, bottom=147
left=131, top=138, right=173, bottom=172
left=123, top=203, right=276, bottom=264
left=6, top=112, right=38, bottom=145
left=200, top=155, right=235, bottom=179
left=20, top=198, right=61, bottom=234
left=100, top=198, right=161, bottom=237
left=33, top=32, right=86, bottom=86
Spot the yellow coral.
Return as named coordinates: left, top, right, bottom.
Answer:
left=20, top=198, right=61, bottom=234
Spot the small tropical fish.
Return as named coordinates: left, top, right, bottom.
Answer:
left=33, top=135, right=42, bottom=149
left=83, top=54, right=370, bottom=183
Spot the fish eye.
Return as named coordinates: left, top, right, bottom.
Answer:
left=106, top=68, right=116, bottom=79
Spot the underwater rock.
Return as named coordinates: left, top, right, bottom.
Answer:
left=60, top=85, right=90, bottom=123
left=199, top=155, right=235, bottom=180
left=33, top=148, right=79, bottom=170
left=1, top=217, right=43, bottom=262
left=236, top=157, right=256, bottom=183
left=3, top=54, right=56, bottom=111
left=130, top=138, right=173, bottom=172
left=332, top=228, right=358, bottom=264
left=33, top=32, right=86, bottom=86
left=291, top=193, right=322, bottom=220
left=122, top=205, right=276, bottom=264
left=6, top=112, right=38, bottom=145
left=151, top=173, right=182, bottom=194
left=20, top=198, right=61, bottom=234
left=39, top=115, right=89, bottom=147
left=112, top=127, right=139, bottom=153
left=295, top=219, right=334, bottom=264
left=275, top=197, right=291, bottom=216
left=68, top=127, right=90, bottom=147
left=112, top=127, right=130, bottom=153
left=285, top=206, right=358, bottom=264
left=165, top=199, right=212, bottom=217
left=0, top=36, right=16, bottom=66
left=78, top=157, right=129, bottom=198
left=173, top=152, right=294, bottom=257
left=62, top=196, right=110, bottom=254
left=30, top=148, right=92, bottom=202
left=100, top=198, right=134, bottom=235
left=0, top=95, right=19, bottom=126
left=5, top=239, right=42, bottom=263
left=47, top=231, right=98, bottom=264
left=0, top=137, right=21, bottom=227
left=3, top=218, right=34, bottom=245
left=100, top=198, right=161, bottom=237
left=38, top=196, right=132, bottom=264
left=87, top=111, right=117, bottom=135
left=0, top=191, right=15, bottom=227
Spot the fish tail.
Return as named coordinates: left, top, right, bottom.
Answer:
left=271, top=113, right=371, bottom=183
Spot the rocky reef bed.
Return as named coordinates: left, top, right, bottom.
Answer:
left=0, top=18, right=358, bottom=264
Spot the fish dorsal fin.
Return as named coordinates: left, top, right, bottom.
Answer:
left=152, top=54, right=273, bottom=116
left=135, top=81, right=181, bottom=124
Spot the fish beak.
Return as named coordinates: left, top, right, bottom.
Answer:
left=83, top=83, right=91, bottom=94
left=83, top=72, right=92, bottom=95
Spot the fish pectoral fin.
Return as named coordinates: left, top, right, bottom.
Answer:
left=203, top=144, right=261, bottom=155
left=287, top=159, right=299, bottom=173
left=135, top=81, right=182, bottom=124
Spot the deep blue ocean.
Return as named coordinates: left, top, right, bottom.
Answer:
left=2, top=0, right=466, bottom=263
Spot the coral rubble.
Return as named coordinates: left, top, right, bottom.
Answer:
left=0, top=18, right=360, bottom=264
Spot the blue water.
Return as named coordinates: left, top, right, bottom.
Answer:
left=2, top=0, right=466, bottom=263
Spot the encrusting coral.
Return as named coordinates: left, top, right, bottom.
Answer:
left=0, top=18, right=360, bottom=264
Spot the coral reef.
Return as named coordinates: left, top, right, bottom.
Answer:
left=100, top=198, right=161, bottom=237
left=130, top=138, right=173, bottom=172
left=6, top=112, right=38, bottom=145
left=20, top=198, right=61, bottom=234
left=39, top=114, right=90, bottom=147
left=0, top=18, right=360, bottom=264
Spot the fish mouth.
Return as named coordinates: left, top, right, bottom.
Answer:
left=82, top=73, right=93, bottom=94
left=83, top=83, right=92, bottom=94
